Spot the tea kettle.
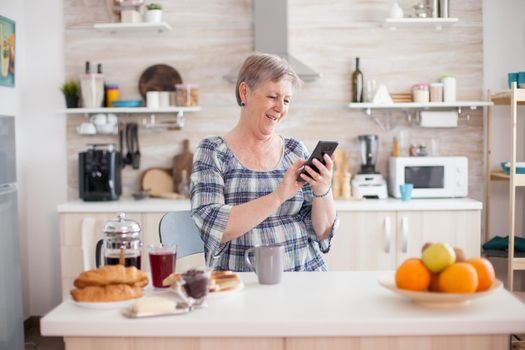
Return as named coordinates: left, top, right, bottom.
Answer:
left=95, top=212, right=142, bottom=269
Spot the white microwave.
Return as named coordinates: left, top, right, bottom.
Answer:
left=389, top=157, right=468, bottom=198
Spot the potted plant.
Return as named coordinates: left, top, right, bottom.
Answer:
left=60, top=80, right=80, bottom=108
left=144, top=3, right=162, bottom=23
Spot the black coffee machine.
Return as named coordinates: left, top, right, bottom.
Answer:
left=79, top=144, right=121, bottom=201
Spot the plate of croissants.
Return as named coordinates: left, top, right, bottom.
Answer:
left=70, top=265, right=148, bottom=309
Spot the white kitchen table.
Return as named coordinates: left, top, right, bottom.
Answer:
left=41, top=271, right=525, bottom=350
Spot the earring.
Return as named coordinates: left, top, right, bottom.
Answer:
left=240, top=101, right=245, bottom=107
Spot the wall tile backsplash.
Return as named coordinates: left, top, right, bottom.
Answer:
left=65, top=0, right=484, bottom=200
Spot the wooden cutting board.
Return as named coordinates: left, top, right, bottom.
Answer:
left=172, top=139, right=193, bottom=194
left=138, top=64, right=182, bottom=100
left=142, top=168, right=174, bottom=194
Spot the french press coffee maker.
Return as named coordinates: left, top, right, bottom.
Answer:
left=95, top=212, right=142, bottom=269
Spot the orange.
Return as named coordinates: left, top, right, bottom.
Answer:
left=438, top=262, right=478, bottom=294
left=395, top=258, right=431, bottom=291
left=467, top=257, right=496, bottom=292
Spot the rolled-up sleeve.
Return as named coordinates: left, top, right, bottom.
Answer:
left=296, top=141, right=338, bottom=253
left=300, top=184, right=339, bottom=253
left=190, top=140, right=233, bottom=257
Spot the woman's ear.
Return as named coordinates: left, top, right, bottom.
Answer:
left=238, top=82, right=248, bottom=105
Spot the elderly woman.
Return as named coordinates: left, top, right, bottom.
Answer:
left=190, top=53, right=338, bottom=271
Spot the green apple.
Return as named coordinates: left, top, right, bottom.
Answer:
left=422, top=242, right=456, bottom=273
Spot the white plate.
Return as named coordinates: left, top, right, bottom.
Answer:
left=207, top=282, right=245, bottom=299
left=72, top=298, right=141, bottom=310
left=378, top=273, right=503, bottom=307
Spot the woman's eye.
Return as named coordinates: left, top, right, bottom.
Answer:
left=284, top=99, right=290, bottom=104
left=268, top=96, right=277, bottom=100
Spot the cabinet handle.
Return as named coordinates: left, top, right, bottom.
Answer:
left=401, top=216, right=408, bottom=253
left=81, top=218, right=96, bottom=271
left=384, top=216, right=392, bottom=254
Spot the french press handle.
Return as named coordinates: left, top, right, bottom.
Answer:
left=95, top=239, right=104, bottom=268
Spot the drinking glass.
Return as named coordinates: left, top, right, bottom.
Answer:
left=149, top=243, right=177, bottom=288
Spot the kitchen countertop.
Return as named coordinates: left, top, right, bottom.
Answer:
left=41, top=271, right=524, bottom=337
left=58, top=198, right=482, bottom=213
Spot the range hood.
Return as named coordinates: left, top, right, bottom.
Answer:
left=224, top=0, right=320, bottom=83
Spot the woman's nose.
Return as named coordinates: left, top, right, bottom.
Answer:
left=274, top=99, right=285, bottom=112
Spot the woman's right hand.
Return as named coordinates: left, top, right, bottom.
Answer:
left=275, top=160, right=306, bottom=203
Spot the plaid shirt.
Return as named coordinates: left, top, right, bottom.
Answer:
left=190, top=136, right=338, bottom=272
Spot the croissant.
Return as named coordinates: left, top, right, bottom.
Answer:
left=74, top=265, right=148, bottom=289
left=71, top=284, right=144, bottom=302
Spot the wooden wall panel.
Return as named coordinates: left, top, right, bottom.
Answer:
left=65, top=0, right=484, bottom=201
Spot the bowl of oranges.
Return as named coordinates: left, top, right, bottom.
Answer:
left=379, top=242, right=502, bottom=306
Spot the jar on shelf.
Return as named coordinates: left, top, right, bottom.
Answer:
left=412, top=84, right=429, bottom=103
left=441, top=75, right=456, bottom=102
left=105, top=84, right=120, bottom=107
left=175, top=84, right=199, bottom=107
left=429, top=83, right=443, bottom=102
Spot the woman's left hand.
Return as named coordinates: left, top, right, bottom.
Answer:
left=299, top=153, right=335, bottom=196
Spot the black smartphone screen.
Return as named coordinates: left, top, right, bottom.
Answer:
left=297, top=141, right=339, bottom=181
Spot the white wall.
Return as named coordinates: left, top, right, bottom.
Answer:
left=483, top=0, right=525, bottom=239
left=19, top=0, right=65, bottom=316
left=0, top=0, right=65, bottom=317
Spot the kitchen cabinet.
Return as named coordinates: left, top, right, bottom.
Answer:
left=59, top=211, right=205, bottom=300
left=325, top=209, right=481, bottom=271
left=58, top=198, right=481, bottom=299
left=59, top=212, right=143, bottom=300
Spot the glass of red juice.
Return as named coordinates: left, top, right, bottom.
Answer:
left=148, top=243, right=177, bottom=288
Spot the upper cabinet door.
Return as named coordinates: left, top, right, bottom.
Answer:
left=325, top=211, right=397, bottom=271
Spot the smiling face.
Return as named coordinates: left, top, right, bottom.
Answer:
left=240, top=78, right=293, bottom=138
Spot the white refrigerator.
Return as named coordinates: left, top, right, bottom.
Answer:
left=0, top=116, right=24, bottom=349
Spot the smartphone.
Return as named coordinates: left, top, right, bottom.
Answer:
left=297, top=141, right=339, bottom=181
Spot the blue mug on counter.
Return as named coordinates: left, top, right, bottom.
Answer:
left=399, top=183, right=414, bottom=202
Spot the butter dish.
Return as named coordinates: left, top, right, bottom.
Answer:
left=121, top=296, right=189, bottom=318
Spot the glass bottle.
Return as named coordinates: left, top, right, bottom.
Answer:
left=352, top=57, right=364, bottom=103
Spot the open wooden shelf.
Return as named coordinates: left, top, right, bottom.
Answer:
left=348, top=101, right=491, bottom=110
left=490, top=170, right=510, bottom=181
left=58, top=106, right=201, bottom=115
left=384, top=17, right=458, bottom=30
left=490, top=89, right=525, bottom=105
left=485, top=83, right=525, bottom=291
left=93, top=22, right=172, bottom=33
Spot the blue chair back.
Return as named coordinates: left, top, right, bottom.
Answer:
left=158, top=211, right=205, bottom=259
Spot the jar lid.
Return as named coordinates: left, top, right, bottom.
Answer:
left=441, top=74, right=455, bottom=79
left=105, top=83, right=119, bottom=89
left=103, top=213, right=141, bottom=237
left=412, top=83, right=429, bottom=89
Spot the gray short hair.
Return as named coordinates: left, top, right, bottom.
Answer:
left=235, top=53, right=301, bottom=106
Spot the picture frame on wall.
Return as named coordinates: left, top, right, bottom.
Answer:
left=0, top=15, right=15, bottom=88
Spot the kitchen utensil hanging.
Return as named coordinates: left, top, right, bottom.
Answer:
left=124, top=123, right=134, bottom=167
left=131, top=123, right=141, bottom=169
left=119, top=123, right=125, bottom=168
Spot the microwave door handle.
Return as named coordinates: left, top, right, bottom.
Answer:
left=384, top=216, right=392, bottom=254
left=401, top=216, right=408, bottom=253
